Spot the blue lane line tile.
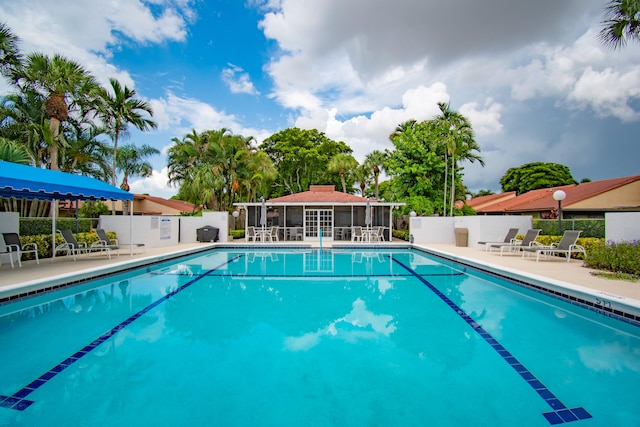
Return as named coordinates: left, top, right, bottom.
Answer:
left=2, top=255, right=243, bottom=412
left=391, top=256, right=592, bottom=425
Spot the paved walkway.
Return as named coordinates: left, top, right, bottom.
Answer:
left=1, top=240, right=638, bottom=307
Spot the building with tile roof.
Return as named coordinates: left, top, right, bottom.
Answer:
left=235, top=185, right=405, bottom=241
left=466, top=175, right=640, bottom=218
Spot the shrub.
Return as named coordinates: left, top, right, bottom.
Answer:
left=585, top=240, right=640, bottom=276
left=393, top=229, right=410, bottom=241
left=230, top=229, right=245, bottom=239
left=532, top=219, right=605, bottom=238
left=20, top=218, right=98, bottom=236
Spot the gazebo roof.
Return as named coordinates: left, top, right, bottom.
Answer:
left=268, top=185, right=374, bottom=204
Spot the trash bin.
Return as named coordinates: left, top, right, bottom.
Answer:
left=454, top=228, right=468, bottom=247
left=196, top=226, right=219, bottom=242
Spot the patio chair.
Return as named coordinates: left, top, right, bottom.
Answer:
left=478, top=228, right=519, bottom=251
left=488, top=229, right=541, bottom=256
left=55, top=229, right=111, bottom=260
left=352, top=226, right=363, bottom=242
left=246, top=226, right=257, bottom=242
left=1, top=232, right=39, bottom=268
left=269, top=226, right=280, bottom=242
left=373, top=226, right=385, bottom=242
left=521, top=230, right=586, bottom=262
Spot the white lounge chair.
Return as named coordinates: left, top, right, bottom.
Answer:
left=478, top=228, right=519, bottom=251
left=521, top=230, right=586, bottom=262
left=488, top=229, right=541, bottom=256
left=55, top=229, right=111, bottom=260
left=1, top=232, right=39, bottom=268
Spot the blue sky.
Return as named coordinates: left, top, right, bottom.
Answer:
left=2, top=0, right=639, bottom=199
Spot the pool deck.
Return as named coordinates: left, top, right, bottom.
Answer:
left=1, top=240, right=639, bottom=309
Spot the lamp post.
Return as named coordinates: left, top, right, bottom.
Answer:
left=552, top=190, right=566, bottom=235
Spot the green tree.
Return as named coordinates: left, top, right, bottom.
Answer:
left=116, top=143, right=160, bottom=191
left=0, top=22, right=21, bottom=77
left=97, top=78, right=157, bottom=187
left=386, top=119, right=446, bottom=210
left=18, top=53, right=98, bottom=170
left=0, top=90, right=48, bottom=166
left=600, top=0, right=640, bottom=48
left=60, top=119, right=111, bottom=180
left=328, top=153, right=358, bottom=193
left=364, top=149, right=387, bottom=200
left=79, top=200, right=109, bottom=218
left=500, top=162, right=577, bottom=195
left=168, top=128, right=274, bottom=211
left=0, top=137, right=33, bottom=164
left=352, top=163, right=371, bottom=196
left=433, top=102, right=484, bottom=216
left=261, top=127, right=353, bottom=197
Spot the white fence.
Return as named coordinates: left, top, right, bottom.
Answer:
left=98, top=212, right=229, bottom=248
left=605, top=212, right=640, bottom=243
left=410, top=216, right=533, bottom=248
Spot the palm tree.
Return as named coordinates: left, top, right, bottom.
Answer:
left=328, top=153, right=358, bottom=193
left=0, top=137, right=33, bottom=164
left=116, top=143, right=160, bottom=191
left=60, top=120, right=112, bottom=180
left=18, top=53, right=98, bottom=170
left=433, top=102, right=471, bottom=216
left=0, top=90, right=49, bottom=166
left=168, top=128, right=274, bottom=211
left=364, top=150, right=387, bottom=200
left=0, top=22, right=22, bottom=77
left=600, top=0, right=640, bottom=49
left=98, top=78, right=157, bottom=187
left=352, top=164, right=370, bottom=196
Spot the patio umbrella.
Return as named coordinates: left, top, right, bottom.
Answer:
left=260, top=199, right=267, bottom=230
left=365, top=200, right=371, bottom=228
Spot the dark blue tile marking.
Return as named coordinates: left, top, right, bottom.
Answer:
left=391, top=256, right=592, bottom=425
left=0, top=255, right=243, bottom=412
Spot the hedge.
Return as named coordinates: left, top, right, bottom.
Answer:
left=532, top=219, right=604, bottom=238
left=20, top=218, right=99, bottom=236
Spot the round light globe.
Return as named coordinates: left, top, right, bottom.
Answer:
left=410, top=211, right=417, bottom=217
left=553, top=190, right=566, bottom=201
left=232, top=210, right=239, bottom=218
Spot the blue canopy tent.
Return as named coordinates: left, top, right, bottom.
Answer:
left=0, top=160, right=135, bottom=257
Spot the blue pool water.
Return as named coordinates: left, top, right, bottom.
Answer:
left=0, top=248, right=639, bottom=426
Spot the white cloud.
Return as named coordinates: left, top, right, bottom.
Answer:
left=221, top=64, right=260, bottom=95
left=0, top=0, right=193, bottom=90
left=460, top=99, right=504, bottom=136
left=128, top=167, right=177, bottom=198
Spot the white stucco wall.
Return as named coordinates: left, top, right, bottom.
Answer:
left=605, top=212, right=640, bottom=243
left=98, top=212, right=229, bottom=247
left=410, top=215, right=533, bottom=248
left=99, top=215, right=180, bottom=248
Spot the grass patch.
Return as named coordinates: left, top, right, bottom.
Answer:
left=590, top=271, right=640, bottom=282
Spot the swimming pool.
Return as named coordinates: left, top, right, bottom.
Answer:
left=0, top=248, right=638, bottom=426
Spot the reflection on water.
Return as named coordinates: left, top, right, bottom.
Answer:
left=284, top=298, right=396, bottom=351
left=578, top=341, right=640, bottom=374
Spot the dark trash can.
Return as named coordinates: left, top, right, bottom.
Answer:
left=196, top=226, right=219, bottom=242
left=454, top=228, right=468, bottom=247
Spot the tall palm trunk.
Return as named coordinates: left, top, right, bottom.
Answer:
left=443, top=152, right=448, bottom=216
left=450, top=155, right=456, bottom=216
